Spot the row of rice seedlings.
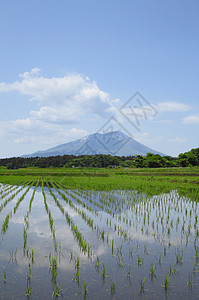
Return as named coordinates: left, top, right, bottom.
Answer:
left=54, top=184, right=128, bottom=243
left=23, top=179, right=39, bottom=253
left=83, top=189, right=134, bottom=215
left=84, top=190, right=199, bottom=296
left=98, top=190, right=128, bottom=213
left=45, top=181, right=93, bottom=256
left=51, top=181, right=132, bottom=250
left=57, top=182, right=116, bottom=218
left=127, top=195, right=199, bottom=295
left=71, top=189, right=105, bottom=212
left=0, top=180, right=32, bottom=214
left=70, top=252, right=80, bottom=285
left=2, top=180, right=198, bottom=297
left=41, top=181, right=66, bottom=297
left=62, top=186, right=135, bottom=241
left=13, top=181, right=35, bottom=214
left=1, top=181, right=34, bottom=235
left=49, top=253, right=58, bottom=284
left=79, top=189, right=134, bottom=229
left=120, top=191, right=199, bottom=247
left=76, top=188, right=127, bottom=216
left=70, top=241, right=118, bottom=296
left=0, top=184, right=19, bottom=201
left=0, top=183, right=8, bottom=193
left=1, top=184, right=32, bottom=235
left=55, top=182, right=134, bottom=245
left=54, top=182, right=96, bottom=214
left=0, top=183, right=13, bottom=194
left=79, top=188, right=133, bottom=220
left=42, top=181, right=58, bottom=252
left=77, top=191, right=135, bottom=246
left=50, top=182, right=106, bottom=243
left=94, top=190, right=199, bottom=261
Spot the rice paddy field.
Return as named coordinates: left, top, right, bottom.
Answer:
left=0, top=167, right=199, bottom=299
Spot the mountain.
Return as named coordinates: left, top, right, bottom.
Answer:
left=23, top=131, right=165, bottom=157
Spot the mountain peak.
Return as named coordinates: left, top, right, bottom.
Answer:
left=23, top=131, right=164, bottom=157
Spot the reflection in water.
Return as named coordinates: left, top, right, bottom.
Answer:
left=0, top=183, right=199, bottom=299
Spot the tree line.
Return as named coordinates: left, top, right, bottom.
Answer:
left=0, top=148, right=199, bottom=169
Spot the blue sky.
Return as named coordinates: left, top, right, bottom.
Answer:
left=0, top=0, right=199, bottom=158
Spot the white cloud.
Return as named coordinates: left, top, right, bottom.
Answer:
left=157, top=101, right=192, bottom=112
left=0, top=117, right=88, bottom=148
left=0, top=68, right=118, bottom=123
left=0, top=68, right=120, bottom=152
left=182, top=113, right=199, bottom=124
left=19, top=67, right=41, bottom=79
left=0, top=70, right=85, bottom=104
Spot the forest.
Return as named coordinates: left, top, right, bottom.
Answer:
left=0, top=147, right=198, bottom=169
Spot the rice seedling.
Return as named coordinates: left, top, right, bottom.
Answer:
left=31, top=249, right=35, bottom=264
left=187, top=272, right=193, bottom=288
left=49, top=255, right=58, bottom=283
left=23, top=228, right=27, bottom=252
left=149, top=263, right=156, bottom=279
left=27, top=263, right=31, bottom=281
left=26, top=285, right=32, bottom=297
left=139, top=276, right=146, bottom=294
left=73, top=269, right=80, bottom=285
left=4, top=269, right=6, bottom=283
left=126, top=264, right=132, bottom=277
left=175, top=248, right=183, bottom=264
left=157, top=253, right=162, bottom=265
left=107, top=233, right=109, bottom=243
left=52, top=283, right=64, bottom=298
left=118, top=255, right=123, bottom=268
left=84, top=281, right=87, bottom=297
left=26, top=264, right=32, bottom=297
left=162, top=273, right=171, bottom=290
left=101, top=264, right=108, bottom=280
left=138, top=255, right=143, bottom=266
left=1, top=212, right=12, bottom=234
left=101, top=230, right=105, bottom=241
left=169, top=263, right=177, bottom=276
left=75, top=256, right=80, bottom=270
left=111, top=280, right=116, bottom=295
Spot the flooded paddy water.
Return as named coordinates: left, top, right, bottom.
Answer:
left=0, top=180, right=199, bottom=299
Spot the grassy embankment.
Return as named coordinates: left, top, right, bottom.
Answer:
left=0, top=166, right=199, bottom=201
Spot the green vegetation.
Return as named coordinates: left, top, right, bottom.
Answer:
left=0, top=147, right=199, bottom=169
left=0, top=166, right=198, bottom=202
